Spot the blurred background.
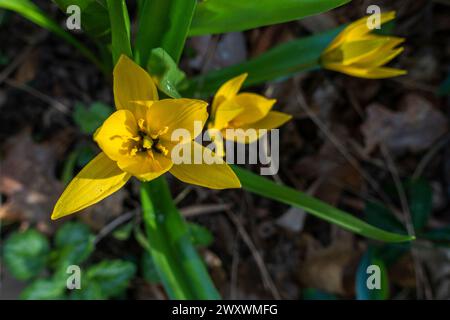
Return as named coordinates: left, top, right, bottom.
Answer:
left=0, top=0, right=449, bottom=299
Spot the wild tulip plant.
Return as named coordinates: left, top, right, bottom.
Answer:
left=2, top=0, right=413, bottom=299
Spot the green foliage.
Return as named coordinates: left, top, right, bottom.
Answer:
left=189, top=0, right=351, bottom=35
left=86, top=260, right=136, bottom=297
left=406, top=178, right=433, bottom=231
left=147, top=48, right=187, bottom=98
left=364, top=201, right=406, bottom=234
left=356, top=247, right=389, bottom=300
left=233, top=165, right=414, bottom=243
left=4, top=230, right=50, bottom=280
left=183, top=28, right=341, bottom=98
left=112, top=221, right=134, bottom=241
left=303, top=288, right=338, bottom=300
left=21, top=278, right=66, bottom=300
left=187, top=223, right=214, bottom=247
left=141, top=252, right=161, bottom=284
left=52, top=221, right=95, bottom=269
left=106, top=0, right=132, bottom=65
left=73, top=102, right=113, bottom=134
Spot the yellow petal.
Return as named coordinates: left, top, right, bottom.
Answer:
left=211, top=73, right=247, bottom=115
left=231, top=93, right=276, bottom=126
left=247, top=111, right=292, bottom=130
left=51, top=153, right=131, bottom=219
left=325, top=11, right=396, bottom=53
left=325, top=63, right=407, bottom=79
left=146, top=98, right=208, bottom=142
left=113, top=55, right=158, bottom=111
left=212, top=99, right=245, bottom=130
left=117, top=150, right=173, bottom=181
left=169, top=142, right=241, bottom=189
left=338, top=38, right=391, bottom=66
left=355, top=38, right=405, bottom=67
left=94, top=110, right=139, bottom=162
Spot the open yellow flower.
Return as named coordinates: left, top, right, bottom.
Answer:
left=208, top=73, right=292, bottom=149
left=52, top=55, right=240, bottom=220
left=321, top=11, right=406, bottom=79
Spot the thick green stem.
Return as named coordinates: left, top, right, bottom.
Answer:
left=140, top=176, right=221, bottom=299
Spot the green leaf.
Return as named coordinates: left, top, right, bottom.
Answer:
left=187, top=223, right=214, bottom=247
left=73, top=102, right=113, bottom=134
left=232, top=166, right=414, bottom=243
left=4, top=230, right=50, bottom=280
left=356, top=247, right=389, bottom=300
left=135, top=0, right=197, bottom=65
left=86, top=260, right=136, bottom=297
left=53, top=0, right=110, bottom=43
left=365, top=201, right=407, bottom=234
left=69, top=279, right=105, bottom=300
left=406, top=178, right=432, bottom=231
left=189, top=0, right=351, bottom=36
left=0, top=0, right=107, bottom=73
left=183, top=28, right=340, bottom=98
left=106, top=0, right=132, bottom=65
left=21, top=278, right=66, bottom=300
left=112, top=221, right=134, bottom=241
left=141, top=252, right=161, bottom=284
left=140, top=177, right=221, bottom=299
left=424, top=226, right=450, bottom=244
left=53, top=222, right=94, bottom=268
left=147, top=48, right=187, bottom=98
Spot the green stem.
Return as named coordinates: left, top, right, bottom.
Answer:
left=140, top=176, right=221, bottom=299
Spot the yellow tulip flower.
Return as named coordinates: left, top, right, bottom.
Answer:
left=208, top=73, right=292, bottom=150
left=321, top=11, right=407, bottom=79
left=52, top=55, right=240, bottom=220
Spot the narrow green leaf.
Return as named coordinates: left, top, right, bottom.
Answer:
left=406, top=178, right=432, bottom=231
left=147, top=48, right=187, bottom=98
left=189, top=0, right=351, bottom=35
left=141, top=251, right=161, bottom=284
left=183, top=28, right=340, bottom=98
left=135, top=0, right=197, bottom=64
left=0, top=0, right=107, bottom=73
left=140, top=176, right=221, bottom=299
left=106, top=0, right=132, bottom=65
left=232, top=166, right=415, bottom=243
left=4, top=230, right=50, bottom=280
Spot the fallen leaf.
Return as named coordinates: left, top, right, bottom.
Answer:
left=361, top=95, right=448, bottom=155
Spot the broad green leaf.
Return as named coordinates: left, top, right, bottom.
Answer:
left=4, top=230, right=50, bottom=280
left=356, top=247, right=389, bottom=300
left=106, top=0, right=132, bottom=65
left=147, top=48, right=187, bottom=98
left=135, top=0, right=197, bottom=64
left=141, top=252, right=161, bottom=284
left=53, top=222, right=94, bottom=268
left=406, top=178, right=432, bottom=231
left=0, top=0, right=107, bottom=73
left=86, top=260, right=136, bottom=297
left=140, top=177, right=221, bottom=299
left=183, top=28, right=341, bottom=98
left=189, top=0, right=351, bottom=35
left=187, top=223, right=214, bottom=247
left=73, top=102, right=113, bottom=134
left=21, top=278, right=66, bottom=300
left=53, top=0, right=110, bottom=43
left=69, top=279, right=105, bottom=300
left=232, top=166, right=414, bottom=243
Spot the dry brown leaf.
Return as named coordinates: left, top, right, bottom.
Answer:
left=361, top=95, right=448, bottom=155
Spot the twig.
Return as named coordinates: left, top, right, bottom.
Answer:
left=413, top=133, right=450, bottom=179
left=225, top=209, right=281, bottom=300
left=94, top=210, right=137, bottom=245
left=180, top=203, right=231, bottom=217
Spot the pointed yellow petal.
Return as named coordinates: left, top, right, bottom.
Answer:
left=146, top=98, right=208, bottom=142
left=338, top=38, right=391, bottom=65
left=94, top=110, right=139, bottom=162
left=231, top=93, right=276, bottom=126
left=117, top=151, right=173, bottom=181
left=325, top=11, right=396, bottom=53
left=113, top=55, right=158, bottom=111
left=211, top=73, right=247, bottom=115
left=212, top=99, right=245, bottom=130
left=325, top=63, right=407, bottom=79
left=247, top=111, right=292, bottom=130
left=52, top=153, right=131, bottom=219
left=355, top=38, right=405, bottom=67
left=169, top=142, right=241, bottom=189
